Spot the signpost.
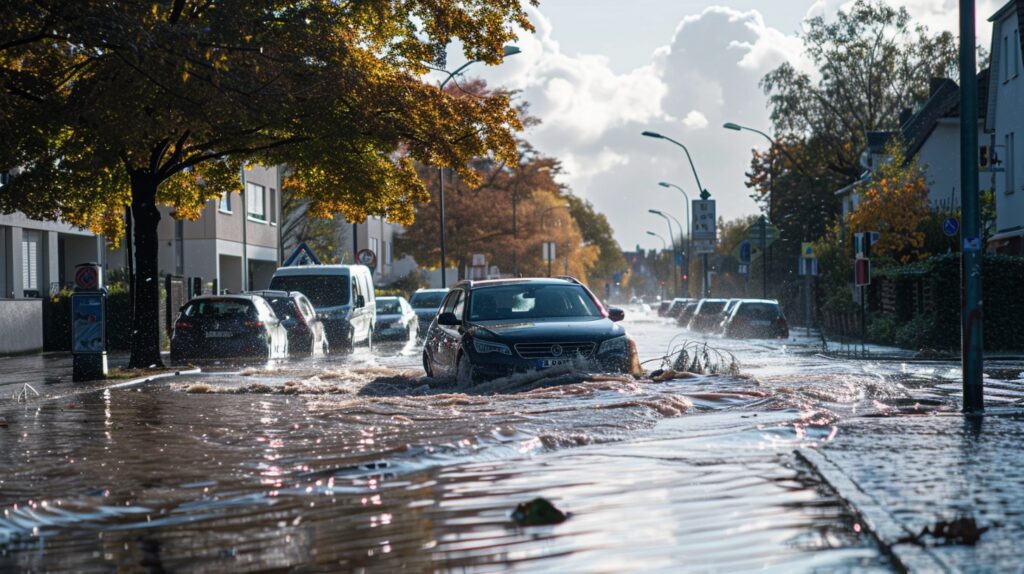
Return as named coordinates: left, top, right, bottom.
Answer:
left=943, top=217, right=960, bottom=237
left=543, top=242, right=557, bottom=277
left=692, top=199, right=716, bottom=297
left=799, top=255, right=818, bottom=336
left=71, top=262, right=107, bottom=382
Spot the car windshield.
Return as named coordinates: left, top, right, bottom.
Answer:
left=737, top=303, right=780, bottom=320
left=184, top=299, right=256, bottom=319
left=469, top=284, right=601, bottom=321
left=376, top=299, right=402, bottom=314
left=698, top=302, right=726, bottom=315
left=410, top=292, right=446, bottom=309
left=269, top=276, right=348, bottom=308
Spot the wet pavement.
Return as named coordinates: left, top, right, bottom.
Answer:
left=1, top=309, right=1023, bottom=572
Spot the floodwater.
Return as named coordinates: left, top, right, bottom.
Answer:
left=2, top=310, right=1021, bottom=572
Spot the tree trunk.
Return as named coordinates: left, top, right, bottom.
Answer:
left=127, top=172, right=165, bottom=369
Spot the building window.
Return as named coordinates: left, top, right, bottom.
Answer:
left=1005, top=35, right=1011, bottom=81
left=1006, top=132, right=1016, bottom=195
left=1015, top=30, right=1022, bottom=78
left=246, top=182, right=266, bottom=221
left=269, top=188, right=277, bottom=225
left=219, top=191, right=232, bottom=213
left=21, top=230, right=40, bottom=295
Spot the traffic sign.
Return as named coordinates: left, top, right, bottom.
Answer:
left=74, top=265, right=100, bottom=290
left=799, top=257, right=818, bottom=276
left=854, top=258, right=871, bottom=286
left=943, top=217, right=960, bottom=237
left=356, top=248, right=377, bottom=271
left=692, top=238, right=716, bottom=254
left=739, top=240, right=751, bottom=263
left=692, top=200, right=717, bottom=241
left=801, top=242, right=815, bottom=259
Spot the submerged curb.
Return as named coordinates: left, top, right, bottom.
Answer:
left=105, top=368, right=202, bottom=390
left=796, top=448, right=955, bottom=574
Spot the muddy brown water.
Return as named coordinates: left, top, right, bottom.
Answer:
left=3, top=313, right=1020, bottom=572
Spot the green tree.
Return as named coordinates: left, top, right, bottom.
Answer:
left=1, top=0, right=533, bottom=368
left=565, top=194, right=626, bottom=287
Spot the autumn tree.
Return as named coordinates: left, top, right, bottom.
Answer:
left=1, top=0, right=533, bottom=368
left=847, top=141, right=931, bottom=264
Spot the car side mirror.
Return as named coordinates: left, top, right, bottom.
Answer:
left=437, top=312, right=460, bottom=327
left=355, top=295, right=365, bottom=308
left=608, top=307, right=626, bottom=322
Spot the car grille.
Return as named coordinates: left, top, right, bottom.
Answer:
left=514, top=342, right=596, bottom=359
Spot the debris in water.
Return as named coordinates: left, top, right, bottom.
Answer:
left=186, top=383, right=213, bottom=394
left=511, top=497, right=569, bottom=526
left=649, top=339, right=740, bottom=376
left=898, top=516, right=990, bottom=546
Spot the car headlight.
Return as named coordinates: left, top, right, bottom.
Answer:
left=473, top=338, right=512, bottom=355
left=598, top=335, right=629, bottom=355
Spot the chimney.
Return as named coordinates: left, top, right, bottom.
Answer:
left=899, top=107, right=913, bottom=126
left=929, top=77, right=948, bottom=98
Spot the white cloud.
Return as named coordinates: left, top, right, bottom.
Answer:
left=683, top=110, right=709, bottom=130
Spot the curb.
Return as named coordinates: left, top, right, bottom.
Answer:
left=796, top=448, right=955, bottom=574
left=4, top=368, right=201, bottom=406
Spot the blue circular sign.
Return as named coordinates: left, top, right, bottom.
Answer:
left=943, top=217, right=960, bottom=237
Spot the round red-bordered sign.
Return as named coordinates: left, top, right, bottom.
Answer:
left=74, top=265, right=99, bottom=290
left=355, top=249, right=377, bottom=270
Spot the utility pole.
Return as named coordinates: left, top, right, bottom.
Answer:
left=960, top=0, right=984, bottom=412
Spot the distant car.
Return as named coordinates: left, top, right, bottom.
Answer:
left=410, top=288, right=449, bottom=336
left=657, top=301, right=672, bottom=317
left=269, top=265, right=375, bottom=351
left=722, top=299, right=789, bottom=339
left=422, top=277, right=637, bottom=384
left=170, top=295, right=289, bottom=362
left=374, top=296, right=418, bottom=342
left=247, top=290, right=328, bottom=356
left=711, top=299, right=743, bottom=333
left=677, top=301, right=699, bottom=327
left=688, top=299, right=730, bottom=332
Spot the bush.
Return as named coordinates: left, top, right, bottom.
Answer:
left=867, top=312, right=899, bottom=345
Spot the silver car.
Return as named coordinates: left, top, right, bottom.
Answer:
left=374, top=296, right=418, bottom=342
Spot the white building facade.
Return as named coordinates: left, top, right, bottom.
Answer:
left=986, top=0, right=1024, bottom=253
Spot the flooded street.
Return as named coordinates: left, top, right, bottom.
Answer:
left=3, top=309, right=1023, bottom=572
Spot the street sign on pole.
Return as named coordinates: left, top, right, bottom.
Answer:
left=356, top=248, right=377, bottom=272
left=746, top=217, right=779, bottom=249
left=801, top=242, right=815, bottom=259
left=692, top=239, right=715, bottom=254
left=943, top=217, right=960, bottom=237
left=692, top=200, right=717, bottom=240
left=542, top=242, right=556, bottom=261
left=799, top=257, right=818, bottom=276
left=854, top=258, right=870, bottom=286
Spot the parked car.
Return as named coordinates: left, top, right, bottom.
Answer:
left=657, top=301, right=672, bottom=317
left=722, top=299, right=790, bottom=339
left=666, top=298, right=691, bottom=319
left=422, top=277, right=637, bottom=384
left=247, top=290, right=328, bottom=356
left=374, top=296, right=418, bottom=342
left=711, top=299, right=743, bottom=333
left=410, top=288, right=449, bottom=336
left=269, top=265, right=375, bottom=351
left=170, top=294, right=289, bottom=362
left=676, top=301, right=699, bottom=327
left=688, top=299, right=730, bottom=332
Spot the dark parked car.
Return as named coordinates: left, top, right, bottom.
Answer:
left=410, top=288, right=448, bottom=336
left=248, top=290, right=328, bottom=356
left=657, top=301, right=672, bottom=317
left=676, top=301, right=699, bottom=327
left=374, top=296, right=418, bottom=341
left=170, top=295, right=289, bottom=362
left=687, top=299, right=730, bottom=332
left=422, top=278, right=637, bottom=384
left=722, top=299, right=789, bottom=339
left=666, top=298, right=691, bottom=319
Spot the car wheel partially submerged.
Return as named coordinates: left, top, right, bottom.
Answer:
left=456, top=354, right=477, bottom=386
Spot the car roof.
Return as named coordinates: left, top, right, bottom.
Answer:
left=186, top=294, right=261, bottom=303
left=736, top=299, right=780, bottom=305
left=246, top=290, right=291, bottom=298
left=272, top=264, right=369, bottom=276
left=376, top=296, right=404, bottom=302
left=413, top=288, right=448, bottom=294
left=455, top=277, right=581, bottom=290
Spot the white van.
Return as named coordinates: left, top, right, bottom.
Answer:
left=269, top=265, right=376, bottom=351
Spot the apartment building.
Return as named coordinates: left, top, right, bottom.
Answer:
left=986, top=0, right=1024, bottom=253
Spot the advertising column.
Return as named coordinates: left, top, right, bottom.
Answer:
left=71, top=262, right=108, bottom=382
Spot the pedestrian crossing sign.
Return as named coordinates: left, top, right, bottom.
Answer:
left=801, top=242, right=815, bottom=259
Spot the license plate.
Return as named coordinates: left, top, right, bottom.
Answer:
left=205, top=331, right=233, bottom=338
left=751, top=320, right=771, bottom=327
left=537, top=358, right=572, bottom=369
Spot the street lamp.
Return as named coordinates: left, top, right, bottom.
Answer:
left=648, top=209, right=679, bottom=297
left=723, top=121, right=775, bottom=299
left=542, top=203, right=572, bottom=277
left=659, top=181, right=691, bottom=296
left=642, top=130, right=711, bottom=296
left=435, top=45, right=521, bottom=287
left=646, top=230, right=668, bottom=301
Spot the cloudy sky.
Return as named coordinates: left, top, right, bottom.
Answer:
left=462, top=0, right=1004, bottom=251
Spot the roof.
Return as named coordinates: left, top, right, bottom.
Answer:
left=272, top=264, right=369, bottom=276
left=988, top=0, right=1024, bottom=23
left=454, top=277, right=578, bottom=289
left=186, top=294, right=261, bottom=302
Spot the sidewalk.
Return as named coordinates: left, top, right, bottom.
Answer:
left=800, top=409, right=1024, bottom=573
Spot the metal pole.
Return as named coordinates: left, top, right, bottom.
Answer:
left=511, top=190, right=518, bottom=276
left=762, top=217, right=768, bottom=299
left=804, top=272, right=811, bottom=337
left=240, top=166, right=248, bottom=291
left=960, top=0, right=984, bottom=412
left=547, top=246, right=552, bottom=277
left=702, top=253, right=709, bottom=297
left=439, top=167, right=447, bottom=287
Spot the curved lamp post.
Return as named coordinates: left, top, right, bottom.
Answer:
left=648, top=209, right=680, bottom=297
left=642, top=130, right=711, bottom=296
left=659, top=181, right=692, bottom=296
left=723, top=121, right=774, bottom=299
left=435, top=46, right=521, bottom=287
left=646, top=230, right=668, bottom=301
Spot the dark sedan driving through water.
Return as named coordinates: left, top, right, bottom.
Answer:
left=422, top=277, right=638, bottom=384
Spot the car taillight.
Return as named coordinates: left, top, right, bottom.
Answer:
left=244, top=320, right=264, bottom=329
left=175, top=321, right=192, bottom=330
